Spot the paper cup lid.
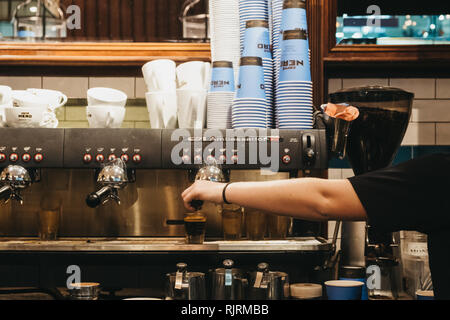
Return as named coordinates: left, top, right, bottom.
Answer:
left=290, top=283, right=322, bottom=299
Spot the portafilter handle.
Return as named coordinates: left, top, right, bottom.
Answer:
left=0, top=185, right=13, bottom=204
left=86, top=186, right=121, bottom=208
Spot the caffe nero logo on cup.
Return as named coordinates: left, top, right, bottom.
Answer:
left=257, top=43, right=272, bottom=53
left=211, top=80, right=231, bottom=88
left=281, top=59, right=304, bottom=70
left=19, top=112, right=32, bottom=119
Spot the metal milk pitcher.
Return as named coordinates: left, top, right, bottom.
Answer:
left=209, top=259, right=248, bottom=300
left=165, top=262, right=206, bottom=300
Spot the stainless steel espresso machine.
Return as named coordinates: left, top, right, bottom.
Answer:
left=0, top=127, right=332, bottom=299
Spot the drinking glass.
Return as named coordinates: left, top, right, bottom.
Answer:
left=245, top=209, right=267, bottom=241
left=221, top=204, right=244, bottom=240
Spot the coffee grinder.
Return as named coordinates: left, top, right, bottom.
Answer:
left=320, top=86, right=414, bottom=298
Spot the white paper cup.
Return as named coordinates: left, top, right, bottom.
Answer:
left=87, top=87, right=127, bottom=107
left=27, top=88, right=68, bottom=110
left=142, top=59, right=177, bottom=92
left=176, top=61, right=211, bottom=90
left=145, top=91, right=178, bottom=129
left=177, top=89, right=207, bottom=129
left=0, top=85, right=12, bottom=105
left=86, top=105, right=126, bottom=128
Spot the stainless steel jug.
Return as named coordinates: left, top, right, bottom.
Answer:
left=209, top=259, right=248, bottom=300
left=165, top=263, right=206, bottom=300
left=248, top=263, right=290, bottom=300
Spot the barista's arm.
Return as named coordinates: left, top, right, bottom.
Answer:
left=181, top=179, right=367, bottom=222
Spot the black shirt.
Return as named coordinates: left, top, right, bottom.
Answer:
left=348, top=153, right=450, bottom=300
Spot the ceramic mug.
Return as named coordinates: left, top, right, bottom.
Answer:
left=86, top=105, right=126, bottom=128
left=27, top=88, right=67, bottom=110
left=3, top=106, right=55, bottom=128
left=0, top=85, right=12, bottom=105
left=87, top=88, right=127, bottom=107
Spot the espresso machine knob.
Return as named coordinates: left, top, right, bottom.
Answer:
left=282, top=155, right=291, bottom=164
left=181, top=154, right=190, bottom=164
left=34, top=153, right=43, bottom=163
left=9, top=153, right=18, bottom=163
left=132, top=154, right=142, bottom=164
left=22, top=153, right=31, bottom=163
left=95, top=154, right=105, bottom=163
left=231, top=154, right=238, bottom=164
left=108, top=154, right=117, bottom=162
left=0, top=153, right=6, bottom=162
left=83, top=154, right=93, bottom=164
left=120, top=154, right=129, bottom=163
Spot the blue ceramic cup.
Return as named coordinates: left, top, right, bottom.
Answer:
left=237, top=57, right=266, bottom=100
left=210, top=61, right=235, bottom=92
left=416, top=290, right=434, bottom=300
left=325, top=280, right=364, bottom=300
left=242, top=20, right=272, bottom=59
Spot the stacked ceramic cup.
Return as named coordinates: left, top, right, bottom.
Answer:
left=207, top=61, right=235, bottom=129
left=239, top=0, right=269, bottom=54
left=275, top=29, right=313, bottom=129
left=209, top=0, right=241, bottom=85
left=4, top=88, right=66, bottom=128
left=176, top=61, right=210, bottom=129
left=232, top=57, right=271, bottom=129
left=142, top=59, right=178, bottom=129
left=242, top=19, right=274, bottom=128
left=86, top=87, right=127, bottom=128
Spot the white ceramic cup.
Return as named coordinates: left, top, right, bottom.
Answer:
left=142, top=59, right=177, bottom=92
left=145, top=92, right=178, bottom=129
left=0, top=85, right=12, bottom=105
left=3, top=106, right=54, bottom=128
left=176, top=61, right=211, bottom=90
left=12, top=90, right=50, bottom=109
left=27, top=88, right=68, bottom=110
left=87, top=87, right=128, bottom=107
left=0, top=106, right=6, bottom=127
left=177, top=89, right=207, bottom=129
left=86, top=105, right=126, bottom=128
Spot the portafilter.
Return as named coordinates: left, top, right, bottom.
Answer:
left=86, top=158, right=129, bottom=208
left=0, top=165, right=32, bottom=204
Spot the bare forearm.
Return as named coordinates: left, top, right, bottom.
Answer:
left=224, top=179, right=366, bottom=221
left=182, top=178, right=367, bottom=222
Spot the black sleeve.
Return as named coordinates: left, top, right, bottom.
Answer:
left=347, top=153, right=450, bottom=234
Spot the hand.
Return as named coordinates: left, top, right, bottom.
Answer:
left=182, top=180, right=225, bottom=211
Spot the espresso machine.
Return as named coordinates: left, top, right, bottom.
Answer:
left=0, top=127, right=332, bottom=299
left=319, top=86, right=415, bottom=299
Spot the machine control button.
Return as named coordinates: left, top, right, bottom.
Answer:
left=95, top=154, right=105, bottom=163
left=120, top=154, right=129, bottom=163
left=22, top=153, right=31, bottom=162
left=9, top=153, right=18, bottom=162
left=181, top=155, right=191, bottom=164
left=83, top=154, right=93, bottom=163
left=108, top=154, right=117, bottom=162
left=282, top=155, right=292, bottom=164
left=218, top=155, right=227, bottom=164
left=132, top=154, right=142, bottom=164
left=0, top=153, right=6, bottom=162
left=194, top=155, right=203, bottom=163
left=206, top=155, right=215, bottom=163
left=34, top=153, right=43, bottom=163
left=231, top=155, right=238, bottom=164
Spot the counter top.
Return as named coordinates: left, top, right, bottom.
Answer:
left=0, top=237, right=331, bottom=252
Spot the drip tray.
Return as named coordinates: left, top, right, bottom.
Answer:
left=0, top=237, right=331, bottom=252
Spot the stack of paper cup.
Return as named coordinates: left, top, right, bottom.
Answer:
left=275, top=29, right=313, bottom=129
left=239, top=0, right=269, bottom=54
left=242, top=19, right=274, bottom=128
left=209, top=0, right=241, bottom=85
left=142, top=59, right=178, bottom=129
left=272, top=0, right=310, bottom=93
left=207, top=61, right=235, bottom=129
left=176, top=61, right=210, bottom=129
left=86, top=87, right=127, bottom=128
left=232, top=57, right=271, bottom=129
